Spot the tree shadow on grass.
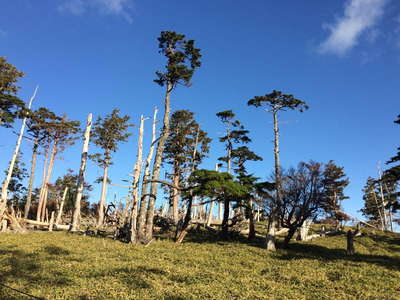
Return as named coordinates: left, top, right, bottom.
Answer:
left=275, top=242, right=400, bottom=271
left=0, top=245, right=75, bottom=298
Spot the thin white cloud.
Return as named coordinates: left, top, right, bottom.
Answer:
left=319, top=0, right=387, bottom=56
left=58, top=0, right=133, bottom=23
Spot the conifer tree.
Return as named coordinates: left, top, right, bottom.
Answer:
left=144, top=31, right=201, bottom=242
left=0, top=57, right=25, bottom=128
left=248, top=90, right=308, bottom=251
left=90, top=109, right=131, bottom=227
left=163, top=110, right=210, bottom=223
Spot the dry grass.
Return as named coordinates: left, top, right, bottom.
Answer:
left=0, top=227, right=399, bottom=299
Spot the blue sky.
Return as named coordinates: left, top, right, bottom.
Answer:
left=1, top=0, right=399, bottom=221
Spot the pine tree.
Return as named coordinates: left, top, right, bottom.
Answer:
left=90, top=109, right=131, bottom=227
left=144, top=31, right=201, bottom=242
left=163, top=110, right=211, bottom=223
left=248, top=90, right=308, bottom=251
left=0, top=57, right=25, bottom=128
left=322, top=160, right=349, bottom=226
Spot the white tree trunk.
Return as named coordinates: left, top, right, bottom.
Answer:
left=129, top=115, right=145, bottom=243
left=70, top=113, right=92, bottom=232
left=206, top=163, right=220, bottom=227
left=97, top=165, right=109, bottom=227
left=137, top=107, right=158, bottom=240
left=55, top=187, right=68, bottom=225
left=0, top=86, right=37, bottom=221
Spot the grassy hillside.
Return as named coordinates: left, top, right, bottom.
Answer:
left=0, top=229, right=399, bottom=299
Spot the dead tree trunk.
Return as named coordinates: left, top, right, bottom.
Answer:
left=137, top=107, right=158, bottom=241
left=171, top=163, right=180, bottom=224
left=40, top=141, right=58, bottom=222
left=248, top=199, right=255, bottom=240
left=129, top=115, right=145, bottom=243
left=70, top=113, right=92, bottom=232
left=0, top=86, right=37, bottom=222
left=55, top=187, right=68, bottom=225
left=36, top=144, right=49, bottom=221
left=24, top=139, right=38, bottom=218
left=265, top=216, right=277, bottom=251
left=144, top=84, right=172, bottom=242
left=97, top=162, right=109, bottom=227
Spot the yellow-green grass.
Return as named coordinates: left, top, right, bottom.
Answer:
left=0, top=229, right=399, bottom=299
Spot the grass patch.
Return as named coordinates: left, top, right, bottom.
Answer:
left=0, top=229, right=399, bottom=299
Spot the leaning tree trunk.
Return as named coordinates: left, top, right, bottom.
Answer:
left=70, top=113, right=92, bottom=232
left=137, top=107, right=158, bottom=241
left=129, top=115, right=145, bottom=243
left=40, top=141, right=58, bottom=222
left=97, top=162, right=109, bottom=227
left=144, top=83, right=172, bottom=242
left=24, top=139, right=38, bottom=218
left=36, top=144, right=49, bottom=221
left=283, top=227, right=297, bottom=248
left=55, top=187, right=68, bottom=225
left=0, top=86, right=37, bottom=222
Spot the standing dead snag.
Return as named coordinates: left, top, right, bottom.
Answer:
left=137, top=107, right=158, bottom=241
left=347, top=223, right=361, bottom=255
left=70, top=113, right=92, bottom=232
left=0, top=86, right=37, bottom=223
left=129, top=115, right=145, bottom=243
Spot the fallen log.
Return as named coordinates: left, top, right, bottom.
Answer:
left=19, top=218, right=69, bottom=230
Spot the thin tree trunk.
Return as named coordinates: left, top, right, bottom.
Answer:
left=55, top=187, right=68, bottom=225
left=206, top=163, right=219, bottom=227
left=97, top=164, right=109, bottom=227
left=283, top=227, right=296, bottom=248
left=70, top=113, right=92, bottom=232
left=137, top=107, right=158, bottom=241
left=129, top=115, right=145, bottom=243
left=171, top=163, right=180, bottom=224
left=248, top=199, right=255, bottom=240
left=371, top=189, right=385, bottom=231
left=221, top=198, right=230, bottom=239
left=0, top=86, right=37, bottom=222
left=266, top=110, right=280, bottom=251
left=144, top=84, right=172, bottom=242
left=36, top=143, right=49, bottom=221
left=24, top=139, right=38, bottom=218
left=48, top=211, right=55, bottom=232
left=40, top=141, right=58, bottom=222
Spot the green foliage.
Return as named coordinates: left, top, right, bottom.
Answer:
left=322, top=160, right=349, bottom=221
left=163, top=109, right=211, bottom=172
left=248, top=90, right=309, bottom=113
left=54, top=169, right=93, bottom=215
left=0, top=230, right=399, bottom=299
left=26, top=107, right=62, bottom=146
left=90, top=109, right=131, bottom=168
left=0, top=56, right=25, bottom=128
left=4, top=153, right=28, bottom=208
left=154, top=31, right=202, bottom=88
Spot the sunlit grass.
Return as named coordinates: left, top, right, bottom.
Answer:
left=0, top=228, right=399, bottom=299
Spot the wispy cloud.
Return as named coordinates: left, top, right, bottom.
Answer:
left=318, top=0, right=387, bottom=56
left=58, top=0, right=133, bottom=23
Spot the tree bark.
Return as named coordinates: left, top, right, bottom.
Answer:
left=221, top=198, right=230, bottom=239
left=265, top=216, right=277, bottom=251
left=0, top=86, right=37, bottom=222
left=248, top=199, right=255, bottom=240
left=70, top=113, right=92, bottom=232
left=137, top=107, right=158, bottom=241
left=40, top=141, right=58, bottom=222
left=129, top=115, right=145, bottom=243
left=48, top=211, right=55, bottom=232
left=144, top=83, right=172, bottom=242
left=55, top=187, right=68, bottom=225
left=36, top=143, right=49, bottom=221
left=283, top=227, right=297, bottom=248
left=266, top=110, right=281, bottom=251
left=24, top=139, right=38, bottom=218
left=97, top=163, right=109, bottom=227
left=171, top=163, right=180, bottom=224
